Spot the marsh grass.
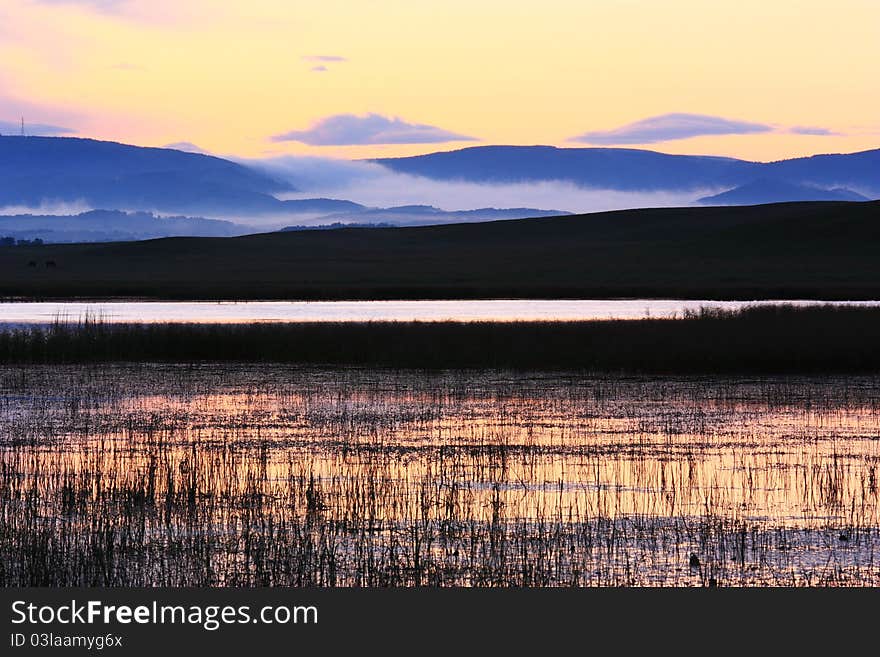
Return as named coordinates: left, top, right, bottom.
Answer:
left=1, top=305, right=880, bottom=373
left=0, top=365, right=877, bottom=587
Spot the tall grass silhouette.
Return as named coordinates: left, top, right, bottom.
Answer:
left=1, top=365, right=877, bottom=586
left=1, top=305, right=879, bottom=372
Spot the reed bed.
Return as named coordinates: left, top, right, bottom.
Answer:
left=1, top=305, right=880, bottom=372
left=1, top=364, right=877, bottom=587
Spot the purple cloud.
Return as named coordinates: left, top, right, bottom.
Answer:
left=302, top=55, right=348, bottom=63
left=571, top=113, right=773, bottom=145
left=311, top=65, right=328, bottom=73
left=32, top=1, right=194, bottom=25
left=271, top=113, right=477, bottom=146
left=789, top=126, right=840, bottom=136
left=34, top=0, right=128, bottom=11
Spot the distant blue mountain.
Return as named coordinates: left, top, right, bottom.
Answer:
left=0, top=209, right=250, bottom=243
left=0, top=136, right=294, bottom=215
left=372, top=145, right=880, bottom=196
left=0, top=205, right=569, bottom=243
left=698, top=180, right=870, bottom=206
left=277, top=198, right=366, bottom=213
left=373, top=145, right=756, bottom=191
left=281, top=222, right=396, bottom=232
left=760, top=149, right=880, bottom=191
left=313, top=205, right=571, bottom=226
left=4, top=137, right=878, bottom=223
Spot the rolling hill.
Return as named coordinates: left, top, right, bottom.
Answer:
left=0, top=138, right=579, bottom=223
left=0, top=204, right=573, bottom=243
left=305, top=205, right=571, bottom=226
left=373, top=145, right=756, bottom=190
left=760, top=149, right=880, bottom=191
left=0, top=210, right=250, bottom=242
left=1, top=200, right=878, bottom=300
left=3, top=138, right=878, bottom=225
left=698, top=180, right=869, bottom=205
left=0, top=136, right=294, bottom=216
left=373, top=145, right=880, bottom=197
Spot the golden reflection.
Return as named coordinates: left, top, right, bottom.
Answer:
left=1, top=365, right=878, bottom=586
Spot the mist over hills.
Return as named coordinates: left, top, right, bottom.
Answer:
left=0, top=137, right=573, bottom=229
left=0, top=210, right=249, bottom=243
left=0, top=206, right=570, bottom=243
left=759, top=149, right=880, bottom=192
left=698, top=180, right=869, bottom=206
left=373, top=145, right=880, bottom=199
left=304, top=205, right=571, bottom=227
left=0, top=137, right=877, bottom=242
left=0, top=136, right=294, bottom=216
left=374, top=146, right=755, bottom=190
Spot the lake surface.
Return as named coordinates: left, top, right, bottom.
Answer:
left=1, top=298, right=879, bottom=324
left=1, top=365, right=877, bottom=586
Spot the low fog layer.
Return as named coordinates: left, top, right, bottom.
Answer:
left=244, top=156, right=708, bottom=216
left=4, top=141, right=873, bottom=235
left=0, top=156, right=705, bottom=232
left=0, top=200, right=94, bottom=217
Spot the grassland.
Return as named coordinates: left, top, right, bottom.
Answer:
left=1, top=200, right=878, bottom=300
left=2, top=305, right=879, bottom=373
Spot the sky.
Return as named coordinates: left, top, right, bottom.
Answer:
left=0, top=0, right=878, bottom=162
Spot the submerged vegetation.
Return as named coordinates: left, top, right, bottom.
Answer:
left=1, top=305, right=880, bottom=373
left=0, top=365, right=877, bottom=587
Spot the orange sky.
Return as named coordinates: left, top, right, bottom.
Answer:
left=1, top=0, right=878, bottom=161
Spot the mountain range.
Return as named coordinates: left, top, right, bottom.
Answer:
left=0, top=210, right=247, bottom=243
left=0, top=206, right=570, bottom=243
left=698, top=180, right=869, bottom=205
left=0, top=137, right=876, bottom=242
left=302, top=205, right=570, bottom=227
left=373, top=145, right=880, bottom=199
left=0, top=137, right=571, bottom=227
left=0, top=136, right=295, bottom=215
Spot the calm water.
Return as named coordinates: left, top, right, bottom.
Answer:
left=1, top=299, right=879, bottom=324
left=2, top=365, right=877, bottom=586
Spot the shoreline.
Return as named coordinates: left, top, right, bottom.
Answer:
left=2, top=304, right=879, bottom=373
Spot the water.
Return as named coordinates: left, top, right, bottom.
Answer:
left=1, top=298, right=878, bottom=325
left=2, top=364, right=878, bottom=586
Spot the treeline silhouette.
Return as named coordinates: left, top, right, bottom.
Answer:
left=1, top=305, right=879, bottom=372
left=1, top=237, right=43, bottom=246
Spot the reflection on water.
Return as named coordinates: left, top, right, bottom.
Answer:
left=1, top=365, right=878, bottom=586
left=2, top=299, right=880, bottom=324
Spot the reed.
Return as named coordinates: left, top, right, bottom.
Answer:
left=1, top=305, right=880, bottom=372
left=1, top=365, right=877, bottom=587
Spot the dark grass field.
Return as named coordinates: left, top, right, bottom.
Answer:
left=1, top=200, right=878, bottom=300
left=3, top=305, right=880, bottom=372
